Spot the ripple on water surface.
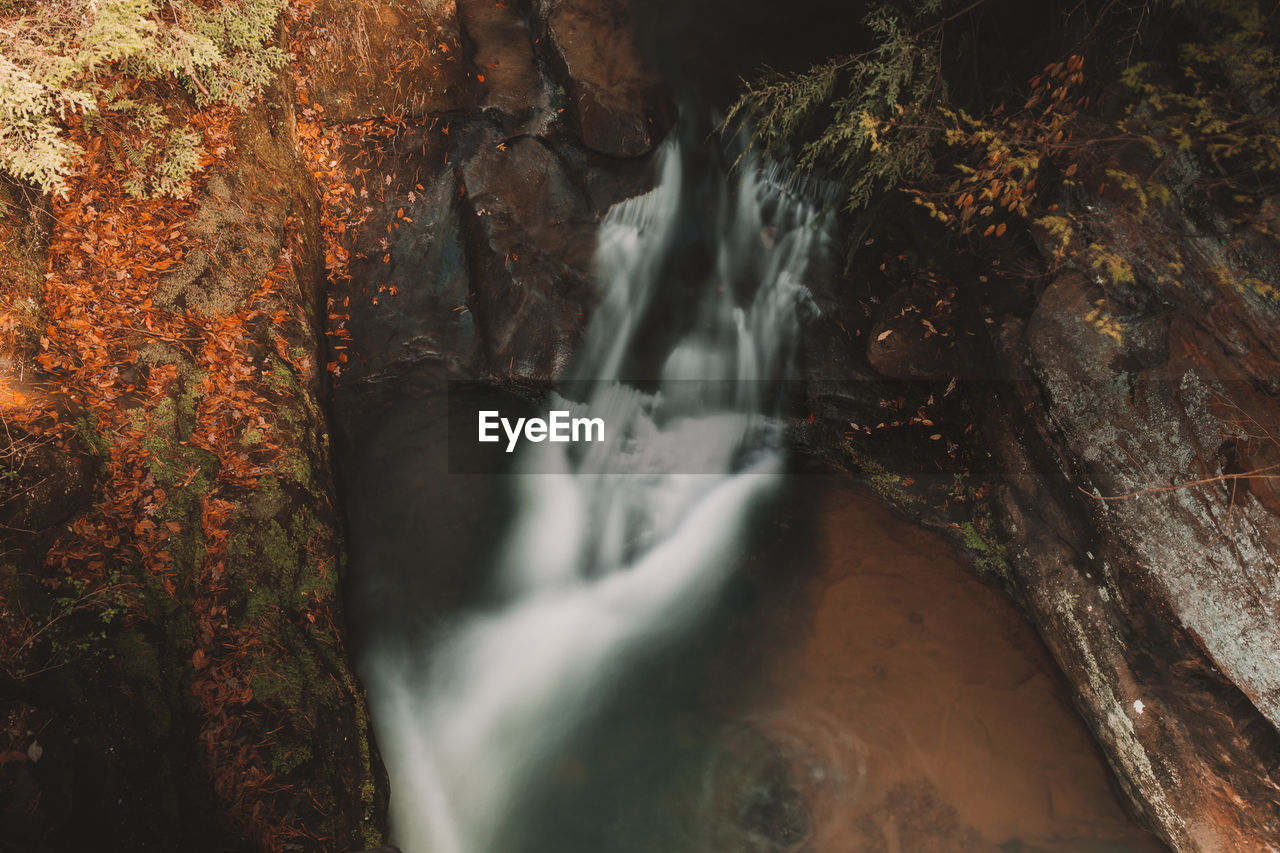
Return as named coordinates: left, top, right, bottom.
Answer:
left=509, top=475, right=1167, bottom=853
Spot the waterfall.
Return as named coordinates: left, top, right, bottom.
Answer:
left=366, top=135, right=834, bottom=853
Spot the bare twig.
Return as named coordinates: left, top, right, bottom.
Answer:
left=1079, top=463, right=1280, bottom=501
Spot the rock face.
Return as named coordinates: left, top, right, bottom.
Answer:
left=541, top=0, right=669, bottom=157
left=321, top=0, right=664, bottom=403
left=323, top=1, right=668, bottom=684
left=1, top=94, right=382, bottom=849
left=981, top=178, right=1280, bottom=848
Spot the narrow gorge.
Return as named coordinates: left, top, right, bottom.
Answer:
left=1, top=0, right=1279, bottom=851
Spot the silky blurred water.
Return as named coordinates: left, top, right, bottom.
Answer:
left=352, top=135, right=1166, bottom=853
left=365, top=137, right=832, bottom=853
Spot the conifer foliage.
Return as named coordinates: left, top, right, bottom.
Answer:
left=0, top=0, right=287, bottom=198
left=729, top=0, right=1279, bottom=239
left=727, top=0, right=948, bottom=212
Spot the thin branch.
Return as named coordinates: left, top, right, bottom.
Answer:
left=1079, top=462, right=1280, bottom=501
left=922, top=0, right=996, bottom=35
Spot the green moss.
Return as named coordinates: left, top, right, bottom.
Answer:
left=362, top=805, right=381, bottom=846
left=266, top=354, right=299, bottom=393
left=230, top=497, right=341, bottom=710
left=114, top=629, right=172, bottom=735
left=237, top=520, right=295, bottom=625
left=137, top=396, right=213, bottom=483
left=278, top=452, right=313, bottom=487
left=359, top=743, right=378, bottom=838
left=344, top=676, right=382, bottom=848
left=269, top=740, right=313, bottom=776
left=246, top=474, right=286, bottom=517
left=957, top=519, right=1011, bottom=580
left=259, top=353, right=325, bottom=490
left=842, top=442, right=924, bottom=508
left=72, top=413, right=112, bottom=460
left=120, top=386, right=221, bottom=589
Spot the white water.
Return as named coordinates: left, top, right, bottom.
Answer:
left=367, top=138, right=834, bottom=853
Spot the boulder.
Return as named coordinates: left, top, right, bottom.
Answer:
left=540, top=0, right=671, bottom=157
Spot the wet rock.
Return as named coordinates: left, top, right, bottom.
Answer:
left=461, top=128, right=592, bottom=240
left=458, top=0, right=555, bottom=128
left=539, top=0, right=671, bottom=157
left=977, top=177, right=1280, bottom=848
left=866, top=283, right=972, bottom=380
left=339, top=128, right=483, bottom=380
left=460, top=128, right=598, bottom=377
left=700, top=724, right=812, bottom=853
left=798, top=158, right=1280, bottom=850
left=739, top=773, right=811, bottom=851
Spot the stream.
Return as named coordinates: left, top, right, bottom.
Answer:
left=344, top=134, right=1165, bottom=853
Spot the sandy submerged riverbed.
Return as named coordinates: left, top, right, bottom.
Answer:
left=493, top=474, right=1165, bottom=853
left=697, top=480, right=1167, bottom=852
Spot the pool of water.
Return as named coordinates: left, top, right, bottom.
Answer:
left=491, top=474, right=1165, bottom=853
left=341, top=394, right=1165, bottom=853
left=339, top=133, right=1166, bottom=852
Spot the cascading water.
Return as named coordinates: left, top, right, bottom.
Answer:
left=365, top=135, right=835, bottom=853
